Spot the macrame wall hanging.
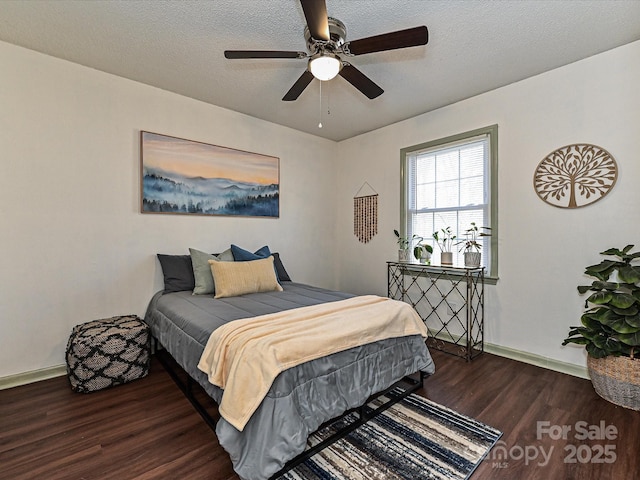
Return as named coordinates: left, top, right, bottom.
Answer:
left=353, top=182, right=378, bottom=243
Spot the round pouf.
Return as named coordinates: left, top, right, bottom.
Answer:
left=66, top=315, right=150, bottom=393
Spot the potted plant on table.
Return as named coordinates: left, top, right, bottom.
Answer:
left=456, top=222, right=491, bottom=268
left=432, top=227, right=456, bottom=265
left=413, top=242, right=433, bottom=264
left=562, top=245, right=640, bottom=410
left=394, top=230, right=422, bottom=262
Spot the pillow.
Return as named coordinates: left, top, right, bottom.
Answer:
left=271, top=252, right=291, bottom=282
left=231, top=244, right=291, bottom=281
left=189, top=247, right=233, bottom=295
left=157, top=254, right=195, bottom=293
left=230, top=244, right=271, bottom=261
left=209, top=256, right=283, bottom=299
left=215, top=249, right=235, bottom=262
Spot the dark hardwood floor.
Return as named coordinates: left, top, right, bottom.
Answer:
left=1, top=350, right=638, bottom=479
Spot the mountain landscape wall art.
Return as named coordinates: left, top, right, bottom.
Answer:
left=140, top=132, right=279, bottom=217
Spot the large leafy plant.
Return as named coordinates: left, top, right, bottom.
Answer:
left=563, top=245, right=640, bottom=358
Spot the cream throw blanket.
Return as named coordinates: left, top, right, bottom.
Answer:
left=197, top=295, right=428, bottom=431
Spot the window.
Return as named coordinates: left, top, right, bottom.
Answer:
left=400, top=125, right=498, bottom=281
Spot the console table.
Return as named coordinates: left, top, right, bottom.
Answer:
left=387, top=262, right=484, bottom=361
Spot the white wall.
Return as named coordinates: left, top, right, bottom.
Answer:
left=335, top=40, right=640, bottom=370
left=0, top=41, right=338, bottom=378
left=2, top=38, right=638, bottom=381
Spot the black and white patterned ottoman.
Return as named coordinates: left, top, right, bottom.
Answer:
left=66, top=315, right=150, bottom=393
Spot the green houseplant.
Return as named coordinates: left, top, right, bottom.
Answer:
left=562, top=245, right=640, bottom=410
left=394, top=229, right=422, bottom=262
left=456, top=222, right=491, bottom=267
left=413, top=242, right=433, bottom=264
left=432, top=227, right=456, bottom=265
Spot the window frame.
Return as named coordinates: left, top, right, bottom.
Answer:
left=400, top=124, right=499, bottom=283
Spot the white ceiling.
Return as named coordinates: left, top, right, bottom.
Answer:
left=1, top=0, right=639, bottom=142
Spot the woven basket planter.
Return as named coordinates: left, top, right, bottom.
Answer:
left=587, top=354, right=640, bottom=411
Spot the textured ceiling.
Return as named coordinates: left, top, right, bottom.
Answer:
left=1, top=0, right=639, bottom=141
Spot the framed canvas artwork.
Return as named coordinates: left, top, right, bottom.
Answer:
left=140, top=131, right=279, bottom=217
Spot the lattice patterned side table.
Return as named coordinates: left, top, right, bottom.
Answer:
left=387, top=262, right=484, bottom=361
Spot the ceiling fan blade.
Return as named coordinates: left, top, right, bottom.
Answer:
left=282, top=70, right=315, bottom=101
left=339, top=64, right=383, bottom=99
left=224, top=50, right=306, bottom=59
left=344, top=26, right=428, bottom=55
left=300, top=0, right=330, bottom=41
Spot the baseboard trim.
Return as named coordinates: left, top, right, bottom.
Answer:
left=0, top=342, right=589, bottom=390
left=427, top=329, right=589, bottom=379
left=485, top=343, right=589, bottom=379
left=0, top=364, right=67, bottom=390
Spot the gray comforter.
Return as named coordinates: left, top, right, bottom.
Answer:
left=144, top=282, right=435, bottom=480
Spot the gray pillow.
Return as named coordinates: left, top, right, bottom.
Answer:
left=189, top=247, right=233, bottom=295
left=157, top=254, right=195, bottom=293
left=271, top=252, right=291, bottom=282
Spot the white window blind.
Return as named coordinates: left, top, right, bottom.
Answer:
left=403, top=130, right=495, bottom=274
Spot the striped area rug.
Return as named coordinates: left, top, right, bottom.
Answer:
left=281, top=389, right=502, bottom=480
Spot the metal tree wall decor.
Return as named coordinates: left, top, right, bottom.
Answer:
left=533, top=143, right=618, bottom=208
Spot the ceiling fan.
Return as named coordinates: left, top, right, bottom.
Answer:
left=224, top=0, right=428, bottom=101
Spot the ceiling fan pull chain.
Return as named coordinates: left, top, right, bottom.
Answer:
left=318, top=80, right=323, bottom=129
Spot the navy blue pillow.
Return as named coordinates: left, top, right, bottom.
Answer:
left=231, top=244, right=271, bottom=261
left=230, top=245, right=291, bottom=282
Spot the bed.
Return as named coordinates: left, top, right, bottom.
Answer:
left=145, top=249, right=435, bottom=480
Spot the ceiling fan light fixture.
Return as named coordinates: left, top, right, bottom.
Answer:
left=309, top=53, right=342, bottom=81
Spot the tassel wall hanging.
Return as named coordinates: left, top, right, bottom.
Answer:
left=353, top=182, right=378, bottom=243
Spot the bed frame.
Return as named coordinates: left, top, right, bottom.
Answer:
left=152, top=336, right=428, bottom=479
